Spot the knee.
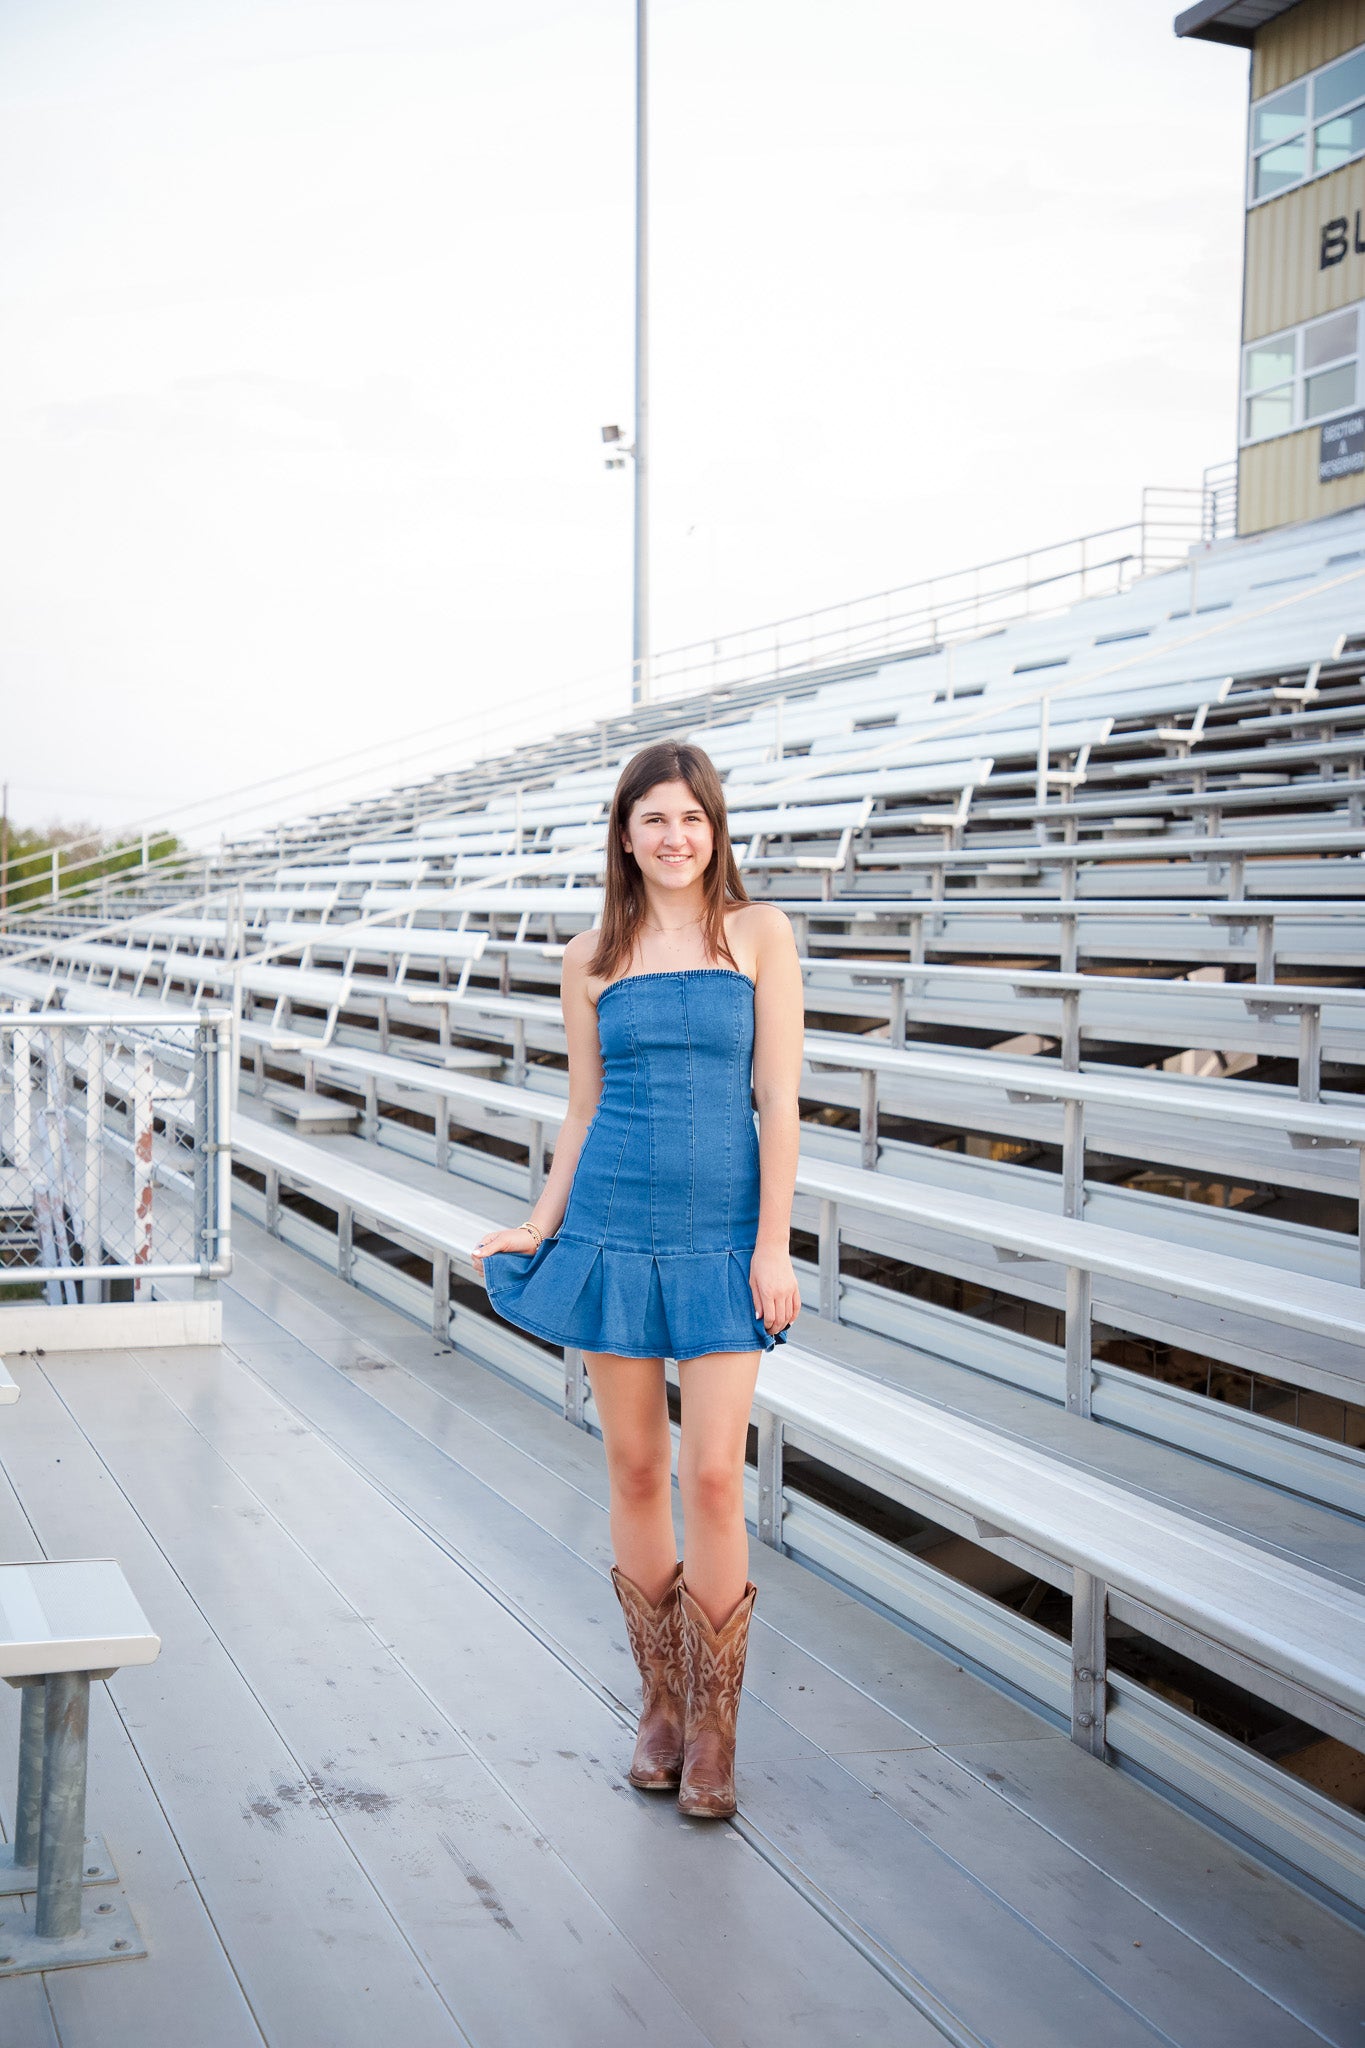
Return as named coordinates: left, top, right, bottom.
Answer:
left=681, top=1459, right=744, bottom=1524
left=610, top=1447, right=670, bottom=1507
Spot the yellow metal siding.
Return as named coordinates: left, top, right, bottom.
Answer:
left=1244, top=160, right=1365, bottom=334
left=1253, top=0, right=1365, bottom=96
left=1238, top=424, right=1365, bottom=531
left=1244, top=4, right=1365, bottom=535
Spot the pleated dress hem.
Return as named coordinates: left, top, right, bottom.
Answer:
left=484, top=1231, right=789, bottom=1360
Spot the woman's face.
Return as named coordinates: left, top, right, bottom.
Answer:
left=622, top=778, right=714, bottom=889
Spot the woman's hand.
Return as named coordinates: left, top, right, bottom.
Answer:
left=749, top=1244, right=800, bottom=1339
left=471, top=1224, right=541, bottom=1280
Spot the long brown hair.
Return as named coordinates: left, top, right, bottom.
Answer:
left=587, top=741, right=750, bottom=983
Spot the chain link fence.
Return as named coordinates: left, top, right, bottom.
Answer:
left=0, top=1008, right=231, bottom=1301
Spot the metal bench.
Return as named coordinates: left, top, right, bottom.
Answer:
left=1083, top=730, right=1365, bottom=788
left=233, top=1114, right=486, bottom=1337
left=786, top=893, right=1365, bottom=973
left=0, top=1560, right=159, bottom=1975
left=723, top=757, right=997, bottom=809
left=792, top=1151, right=1365, bottom=1409
left=797, top=1027, right=1365, bottom=1258
left=823, top=957, right=1365, bottom=1089
left=258, top=1039, right=541, bottom=1164
left=748, top=1348, right=1365, bottom=1764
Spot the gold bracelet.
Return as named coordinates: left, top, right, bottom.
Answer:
left=518, top=1220, right=544, bottom=1249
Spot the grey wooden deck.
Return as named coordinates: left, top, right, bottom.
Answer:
left=1, top=1221, right=1363, bottom=2047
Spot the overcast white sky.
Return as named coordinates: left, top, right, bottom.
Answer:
left=0, top=0, right=1250, bottom=843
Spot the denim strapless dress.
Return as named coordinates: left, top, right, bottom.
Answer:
left=483, top=967, right=788, bottom=1360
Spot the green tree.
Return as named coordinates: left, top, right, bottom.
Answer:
left=0, top=816, right=185, bottom=919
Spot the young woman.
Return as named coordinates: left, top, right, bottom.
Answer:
left=471, top=740, right=803, bottom=1818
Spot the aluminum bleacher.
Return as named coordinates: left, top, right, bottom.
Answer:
left=4, top=499, right=1365, bottom=2003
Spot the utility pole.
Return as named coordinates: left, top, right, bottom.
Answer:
left=632, top=0, right=650, bottom=707
left=600, top=3, right=651, bottom=706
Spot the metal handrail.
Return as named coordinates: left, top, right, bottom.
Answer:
left=642, top=488, right=1205, bottom=702
left=0, top=482, right=1210, bottom=921
left=1201, top=459, right=1238, bottom=545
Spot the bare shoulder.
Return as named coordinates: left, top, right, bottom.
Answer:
left=561, top=928, right=600, bottom=973
left=559, top=928, right=601, bottom=1000
left=735, top=902, right=796, bottom=954
left=724, top=901, right=797, bottom=986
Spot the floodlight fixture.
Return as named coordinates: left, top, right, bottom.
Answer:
left=602, top=424, right=635, bottom=471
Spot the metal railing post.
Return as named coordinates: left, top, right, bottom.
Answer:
left=564, top=1347, right=586, bottom=1428
left=13, top=1681, right=44, bottom=1870
left=83, top=1028, right=104, bottom=1300
left=891, top=972, right=907, bottom=1049
left=1256, top=918, right=1276, bottom=984
left=132, top=1048, right=155, bottom=1298
left=756, top=1409, right=784, bottom=1549
left=216, top=1009, right=234, bottom=1274
left=1035, top=695, right=1051, bottom=811
left=818, top=1198, right=839, bottom=1321
left=1299, top=1004, right=1323, bottom=1102
left=12, top=1013, right=33, bottom=1184
left=1062, top=1098, right=1085, bottom=1220
left=35, top=1671, right=91, bottom=1941
left=337, top=1204, right=354, bottom=1283
left=432, top=1252, right=450, bottom=1340
left=1065, top=1264, right=1092, bottom=1417
left=193, top=1021, right=211, bottom=1279
left=1070, top=1570, right=1107, bottom=1758
left=859, top=1069, right=878, bottom=1170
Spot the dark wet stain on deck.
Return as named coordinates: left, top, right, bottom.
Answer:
left=243, top=1773, right=395, bottom=1823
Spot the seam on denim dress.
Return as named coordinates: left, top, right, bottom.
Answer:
left=680, top=977, right=696, bottom=1252
left=600, top=988, right=637, bottom=1243
left=635, top=979, right=660, bottom=1256
left=725, top=974, right=744, bottom=1241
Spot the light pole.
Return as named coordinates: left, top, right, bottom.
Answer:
left=632, top=0, right=649, bottom=707
left=603, top=0, right=650, bottom=707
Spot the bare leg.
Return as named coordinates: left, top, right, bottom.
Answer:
left=583, top=1350, right=677, bottom=1603
left=676, top=1349, right=762, bottom=1630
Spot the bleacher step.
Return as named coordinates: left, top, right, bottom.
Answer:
left=261, top=1086, right=362, bottom=1134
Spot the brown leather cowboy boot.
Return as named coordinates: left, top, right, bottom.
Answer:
left=677, top=1577, right=757, bottom=1818
left=610, top=1560, right=687, bottom=1789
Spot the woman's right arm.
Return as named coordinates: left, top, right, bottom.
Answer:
left=472, top=933, right=603, bottom=1273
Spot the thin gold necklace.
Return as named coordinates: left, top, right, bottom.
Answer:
left=642, top=911, right=706, bottom=933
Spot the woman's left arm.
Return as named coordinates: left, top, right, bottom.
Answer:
left=749, top=905, right=805, bottom=1338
